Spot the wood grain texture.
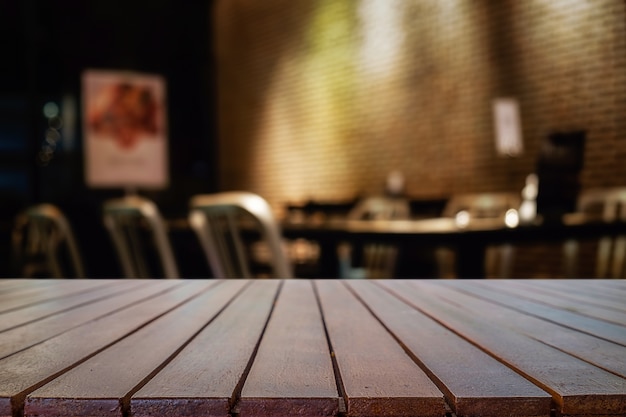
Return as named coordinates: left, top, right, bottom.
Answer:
left=423, top=281, right=626, bottom=378
left=378, top=280, right=626, bottom=416
left=0, top=279, right=109, bottom=313
left=507, top=279, right=626, bottom=314
left=0, top=279, right=150, bottom=332
left=0, top=280, right=179, bottom=359
left=0, top=280, right=217, bottom=417
left=473, top=279, right=626, bottom=326
left=24, top=280, right=248, bottom=417
left=239, top=280, right=339, bottom=417
left=2, top=279, right=625, bottom=417
left=315, top=280, right=444, bottom=417
left=587, top=280, right=626, bottom=291
left=455, top=280, right=626, bottom=346
left=131, top=280, right=281, bottom=417
left=347, top=280, right=551, bottom=417
left=0, top=279, right=56, bottom=294
left=559, top=280, right=626, bottom=303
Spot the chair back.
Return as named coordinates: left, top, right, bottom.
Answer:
left=577, top=187, right=626, bottom=221
left=443, top=192, right=521, bottom=220
left=566, top=187, right=626, bottom=278
left=188, top=192, right=293, bottom=278
left=343, top=196, right=410, bottom=279
left=348, top=196, right=410, bottom=221
left=12, top=204, right=85, bottom=278
left=103, top=195, right=179, bottom=279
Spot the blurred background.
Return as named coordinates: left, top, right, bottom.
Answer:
left=1, top=0, right=625, bottom=278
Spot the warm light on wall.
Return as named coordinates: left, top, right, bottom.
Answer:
left=250, top=0, right=358, bottom=203
left=217, top=0, right=625, bottom=217
left=358, top=0, right=406, bottom=79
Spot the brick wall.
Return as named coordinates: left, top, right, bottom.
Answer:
left=214, top=0, right=626, bottom=277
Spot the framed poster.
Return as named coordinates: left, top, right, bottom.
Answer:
left=82, top=70, right=168, bottom=189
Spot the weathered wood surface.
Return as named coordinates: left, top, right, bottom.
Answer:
left=0, top=280, right=218, bottom=417
left=25, top=280, right=247, bottom=417
left=378, top=280, right=626, bottom=417
left=507, top=279, right=626, bottom=313
left=0, top=279, right=110, bottom=313
left=0, top=279, right=151, bottom=333
left=0, top=280, right=179, bottom=359
left=238, top=280, right=339, bottom=417
left=345, top=280, right=551, bottom=417
left=316, top=280, right=444, bottom=417
left=132, top=280, right=280, bottom=417
left=0, top=279, right=624, bottom=417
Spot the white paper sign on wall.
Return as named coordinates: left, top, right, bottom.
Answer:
left=493, top=98, right=523, bottom=157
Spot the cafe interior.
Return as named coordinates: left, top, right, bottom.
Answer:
left=1, top=0, right=626, bottom=280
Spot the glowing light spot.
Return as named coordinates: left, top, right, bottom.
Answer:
left=455, top=210, right=470, bottom=228
left=505, top=209, right=519, bottom=228
left=43, top=102, right=59, bottom=119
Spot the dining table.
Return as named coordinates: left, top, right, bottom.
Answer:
left=0, top=278, right=625, bottom=417
left=280, top=213, right=626, bottom=278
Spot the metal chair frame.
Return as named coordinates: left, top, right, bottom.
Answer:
left=103, top=195, right=179, bottom=279
left=342, top=196, right=410, bottom=279
left=188, top=192, right=293, bottom=278
left=12, top=204, right=85, bottom=278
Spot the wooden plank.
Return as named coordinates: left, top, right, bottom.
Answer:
left=0, top=280, right=109, bottom=313
left=131, top=280, right=281, bottom=417
left=346, top=280, right=552, bottom=417
left=378, top=281, right=626, bottom=417
left=0, top=280, right=180, bottom=359
left=0, top=280, right=218, bottom=417
left=475, top=280, right=626, bottom=325
left=418, top=280, right=626, bottom=379
left=25, top=280, right=249, bottom=417
left=563, top=279, right=626, bottom=295
left=509, top=279, right=626, bottom=314
left=454, top=281, right=626, bottom=346
left=0, top=279, right=150, bottom=332
left=522, top=279, right=626, bottom=309
left=315, top=280, right=444, bottom=417
left=591, top=279, right=626, bottom=289
left=0, top=279, right=56, bottom=294
left=611, top=280, right=626, bottom=289
left=238, top=280, right=339, bottom=417
left=0, top=279, right=101, bottom=301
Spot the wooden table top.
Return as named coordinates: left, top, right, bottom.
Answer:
left=280, top=213, right=626, bottom=243
left=0, top=279, right=625, bottom=417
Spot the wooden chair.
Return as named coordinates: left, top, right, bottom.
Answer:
left=564, top=187, right=626, bottom=278
left=437, top=192, right=521, bottom=278
left=103, top=195, right=180, bottom=279
left=12, top=204, right=85, bottom=278
left=188, top=191, right=293, bottom=278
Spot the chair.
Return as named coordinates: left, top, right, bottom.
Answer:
left=437, top=192, right=521, bottom=278
left=348, top=196, right=411, bottom=221
left=340, top=196, right=411, bottom=279
left=12, top=204, right=86, bottom=278
left=564, top=187, right=626, bottom=278
left=103, top=195, right=180, bottom=279
left=188, top=191, right=293, bottom=278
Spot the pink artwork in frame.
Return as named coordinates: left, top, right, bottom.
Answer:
left=82, top=69, right=169, bottom=189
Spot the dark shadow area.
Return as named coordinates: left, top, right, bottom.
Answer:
left=0, top=0, right=217, bottom=277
